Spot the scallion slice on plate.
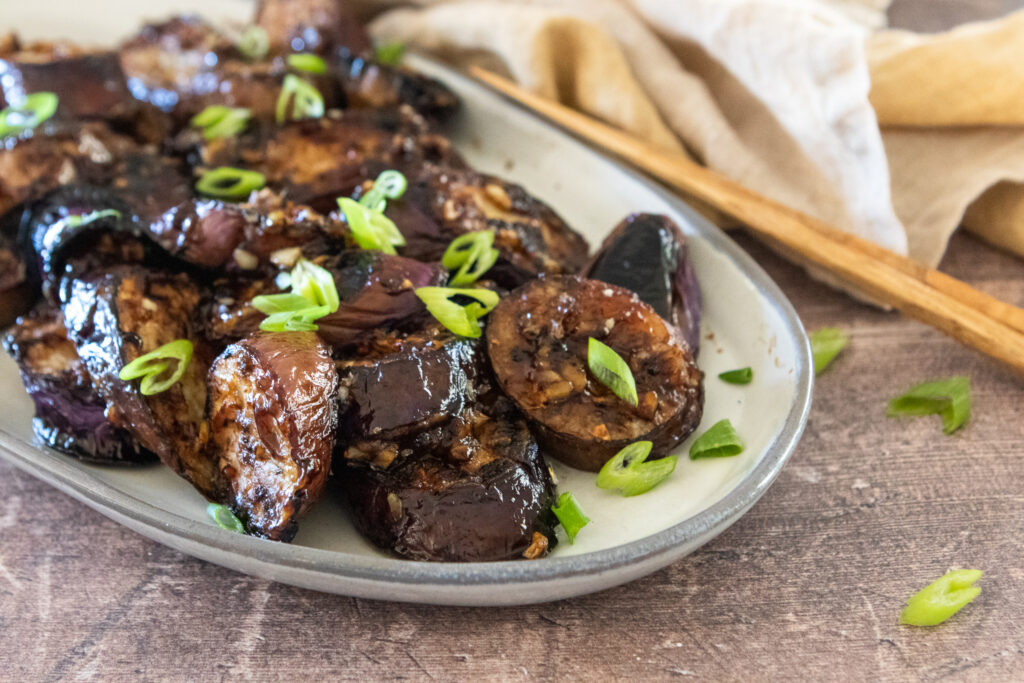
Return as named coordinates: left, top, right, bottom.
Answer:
left=252, top=258, right=340, bottom=332
left=587, top=337, right=638, bottom=407
left=414, top=286, right=499, bottom=338
left=64, top=209, right=122, bottom=228
left=689, top=419, right=744, bottom=460
left=809, top=327, right=848, bottom=374
left=118, top=339, right=194, bottom=396
left=276, top=74, right=325, bottom=124
left=207, top=503, right=246, bottom=534
left=195, top=167, right=266, bottom=200
left=190, top=105, right=251, bottom=140
left=900, top=569, right=982, bottom=626
left=237, top=25, right=269, bottom=60
left=887, top=376, right=971, bottom=434
left=374, top=41, right=405, bottom=66
left=718, top=367, right=753, bottom=384
left=0, top=91, right=58, bottom=138
left=551, top=492, right=589, bottom=544
left=597, top=441, right=677, bottom=497
left=287, top=53, right=327, bottom=75
left=442, top=231, right=499, bottom=286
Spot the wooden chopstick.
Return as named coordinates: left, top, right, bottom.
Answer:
left=470, top=66, right=1024, bottom=375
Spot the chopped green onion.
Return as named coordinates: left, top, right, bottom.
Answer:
left=190, top=105, right=251, bottom=140
left=64, top=209, right=122, bottom=228
left=276, top=74, right=325, bottom=124
left=206, top=503, right=246, bottom=534
left=718, top=367, right=753, bottom=385
left=550, top=492, right=589, bottom=544
left=358, top=169, right=408, bottom=212
left=414, top=286, right=499, bottom=338
left=587, top=337, right=638, bottom=407
left=338, top=197, right=406, bottom=254
left=900, top=569, right=982, bottom=626
left=195, top=167, right=266, bottom=200
left=0, top=92, right=58, bottom=138
left=118, top=339, right=193, bottom=396
left=597, top=441, right=677, bottom=496
left=237, top=25, right=269, bottom=60
left=287, top=53, right=327, bottom=75
left=442, top=231, right=500, bottom=286
left=374, top=41, right=406, bottom=66
left=887, top=376, right=971, bottom=435
left=809, top=327, right=848, bottom=374
left=689, top=419, right=744, bottom=460
left=252, top=258, right=340, bottom=332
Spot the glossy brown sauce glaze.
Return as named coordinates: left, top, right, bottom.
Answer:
left=207, top=331, right=338, bottom=541
left=488, top=275, right=703, bottom=471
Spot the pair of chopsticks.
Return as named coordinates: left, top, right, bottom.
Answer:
left=471, top=67, right=1024, bottom=375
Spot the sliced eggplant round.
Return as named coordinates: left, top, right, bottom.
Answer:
left=60, top=266, right=218, bottom=494
left=587, top=213, right=702, bottom=354
left=487, top=275, right=704, bottom=471
left=335, top=323, right=485, bottom=451
left=2, top=306, right=153, bottom=465
left=340, top=396, right=557, bottom=562
left=207, top=331, right=338, bottom=541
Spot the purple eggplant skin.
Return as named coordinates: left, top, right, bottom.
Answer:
left=336, top=52, right=460, bottom=125
left=335, top=325, right=485, bottom=444
left=0, top=52, right=169, bottom=142
left=316, top=251, right=446, bottom=350
left=339, top=396, right=558, bottom=562
left=487, top=275, right=704, bottom=472
left=207, top=331, right=338, bottom=541
left=60, top=266, right=222, bottom=497
left=2, top=306, right=154, bottom=465
left=255, top=0, right=373, bottom=57
left=586, top=213, right=703, bottom=355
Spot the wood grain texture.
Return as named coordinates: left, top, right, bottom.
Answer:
left=2, top=2, right=1024, bottom=680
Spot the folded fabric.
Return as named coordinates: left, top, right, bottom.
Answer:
left=364, top=0, right=1024, bottom=291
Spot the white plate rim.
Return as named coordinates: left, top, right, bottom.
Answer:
left=0, top=55, right=812, bottom=604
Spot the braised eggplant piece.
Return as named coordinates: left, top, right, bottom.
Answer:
left=316, top=250, right=445, bottom=349
left=199, top=275, right=280, bottom=345
left=487, top=275, right=703, bottom=471
left=207, top=331, right=338, bottom=541
left=383, top=164, right=588, bottom=285
left=255, top=0, right=372, bottom=57
left=0, top=225, right=33, bottom=327
left=195, top=109, right=463, bottom=212
left=587, top=213, right=703, bottom=354
left=2, top=306, right=154, bottom=464
left=150, top=189, right=346, bottom=272
left=0, top=51, right=168, bottom=141
left=0, top=121, right=138, bottom=218
left=336, top=324, right=484, bottom=452
left=336, top=53, right=460, bottom=124
left=61, top=266, right=221, bottom=495
left=340, top=395, right=557, bottom=561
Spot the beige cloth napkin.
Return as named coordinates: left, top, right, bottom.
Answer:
left=363, top=0, right=1024, bottom=282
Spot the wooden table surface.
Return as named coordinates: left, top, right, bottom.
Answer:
left=4, top=2, right=1024, bottom=680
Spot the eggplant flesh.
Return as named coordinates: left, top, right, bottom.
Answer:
left=340, top=395, right=557, bottom=562
left=316, top=251, right=446, bottom=349
left=255, top=0, right=372, bottom=57
left=487, top=275, right=704, bottom=472
left=2, top=306, right=154, bottom=465
left=335, top=323, right=485, bottom=452
left=60, top=266, right=220, bottom=496
left=207, top=331, right=338, bottom=541
left=587, top=213, right=702, bottom=354
left=382, top=164, right=589, bottom=287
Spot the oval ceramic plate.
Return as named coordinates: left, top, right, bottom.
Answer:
left=0, top=1, right=812, bottom=605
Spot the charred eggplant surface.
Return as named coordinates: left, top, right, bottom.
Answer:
left=341, top=398, right=557, bottom=562
left=487, top=275, right=704, bottom=472
left=207, top=331, right=338, bottom=541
